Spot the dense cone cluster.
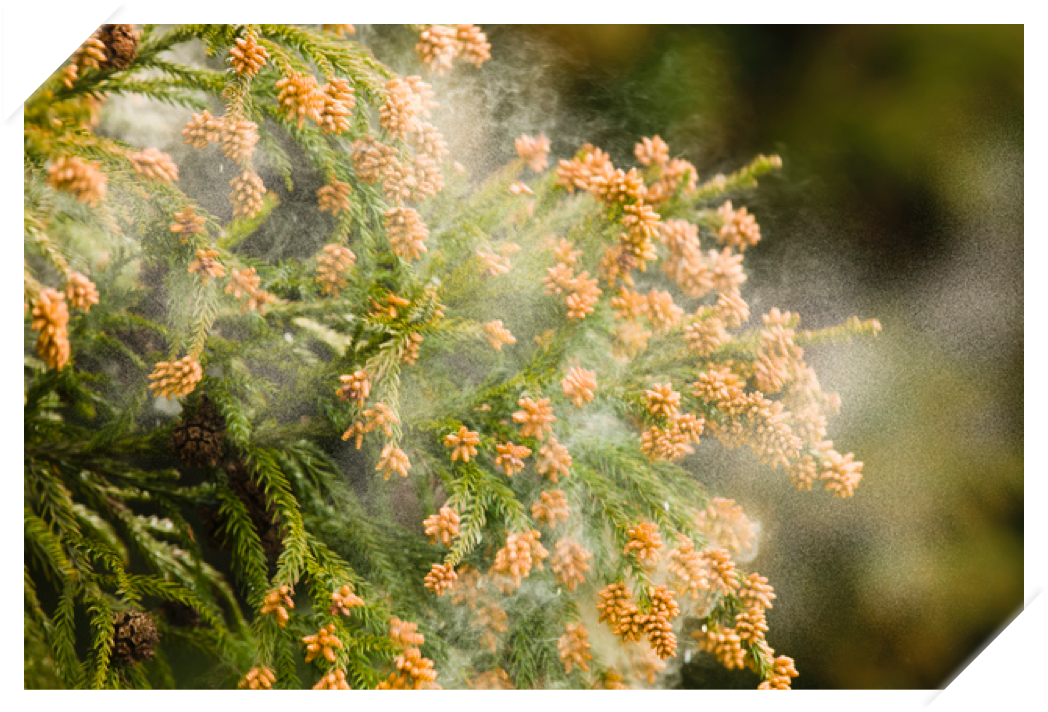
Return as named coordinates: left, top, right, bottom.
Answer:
left=130, top=148, right=179, bottom=183
left=379, top=647, right=440, bottom=689
left=644, top=585, right=681, bottom=659
left=181, top=110, right=222, bottom=149
left=484, top=320, right=516, bottom=351
left=317, top=180, right=353, bottom=216
left=275, top=69, right=327, bottom=129
left=47, top=156, right=107, bottom=205
left=561, top=366, right=597, bottom=406
left=423, top=506, right=461, bottom=546
left=302, top=624, right=343, bottom=663
left=375, top=443, right=411, bottom=479
left=624, top=521, right=663, bottom=564
left=320, top=78, right=355, bottom=135
left=380, top=76, right=436, bottom=140
left=63, top=272, right=99, bottom=312
left=336, top=370, right=371, bottom=407
left=259, top=585, right=294, bottom=627
left=389, top=617, right=426, bottom=650
left=535, top=438, right=572, bottom=482
left=640, top=411, right=704, bottom=462
left=759, top=656, right=800, bottom=690
left=31, top=288, right=71, bottom=370
left=515, top=133, right=551, bottom=172
left=182, top=112, right=259, bottom=164
left=635, top=135, right=669, bottom=166
left=67, top=23, right=138, bottom=81
left=645, top=382, right=681, bottom=419
left=147, top=355, right=203, bottom=399
left=424, top=562, right=458, bottom=595
left=313, top=669, right=351, bottom=689
left=170, top=204, right=207, bottom=240
left=692, top=624, right=747, bottom=670
left=513, top=396, right=556, bottom=440
left=343, top=402, right=399, bottom=448
left=531, top=489, right=570, bottom=529
left=716, top=200, right=761, bottom=252
left=739, top=572, right=777, bottom=611
left=188, top=248, right=225, bottom=283
left=239, top=667, right=276, bottom=690
left=315, top=243, right=356, bottom=296
left=375, top=616, right=440, bottom=692
left=229, top=32, right=268, bottom=77
left=415, top=24, right=491, bottom=74
left=225, top=267, right=276, bottom=313
left=70, top=34, right=107, bottom=74
left=229, top=170, right=266, bottom=218
left=558, top=622, right=593, bottom=674
left=684, top=311, right=729, bottom=355
left=491, top=530, right=548, bottom=591
left=696, top=497, right=756, bottom=555
left=551, top=538, right=591, bottom=591
left=444, top=426, right=481, bottom=462
left=494, top=441, right=531, bottom=476
left=384, top=207, right=429, bottom=261
left=330, top=584, right=364, bottom=616
left=668, top=536, right=727, bottom=601
left=596, top=583, right=644, bottom=642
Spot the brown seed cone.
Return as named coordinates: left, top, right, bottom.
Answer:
left=171, top=395, right=226, bottom=468
left=111, top=610, right=158, bottom=665
left=95, top=24, right=140, bottom=70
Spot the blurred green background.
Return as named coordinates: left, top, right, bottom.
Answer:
left=470, top=25, right=1023, bottom=689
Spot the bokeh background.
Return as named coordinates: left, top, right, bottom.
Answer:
left=408, top=24, right=1022, bottom=689
left=97, top=24, right=1024, bottom=689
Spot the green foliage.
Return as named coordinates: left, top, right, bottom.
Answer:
left=23, top=22, right=878, bottom=690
